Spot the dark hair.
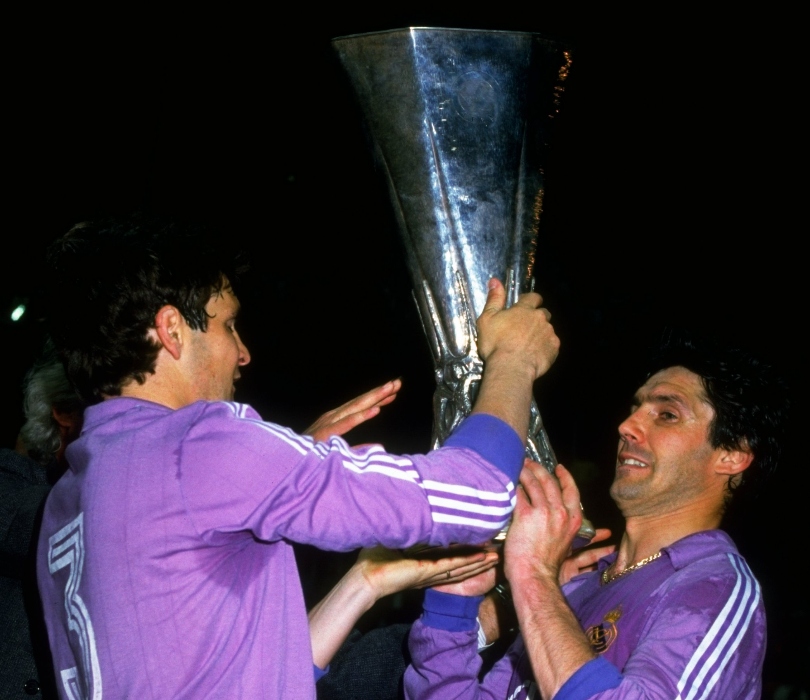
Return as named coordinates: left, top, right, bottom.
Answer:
left=45, top=213, right=248, bottom=404
left=643, top=331, right=789, bottom=501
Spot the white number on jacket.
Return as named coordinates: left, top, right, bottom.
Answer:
left=48, top=513, right=102, bottom=700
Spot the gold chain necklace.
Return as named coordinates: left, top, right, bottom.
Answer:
left=601, top=551, right=662, bottom=585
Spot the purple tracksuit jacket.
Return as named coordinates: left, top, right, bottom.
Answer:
left=406, top=530, right=765, bottom=699
left=36, top=398, right=524, bottom=699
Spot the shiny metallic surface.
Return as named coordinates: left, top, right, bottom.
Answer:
left=333, top=27, right=594, bottom=542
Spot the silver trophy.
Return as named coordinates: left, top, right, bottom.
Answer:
left=333, top=27, right=594, bottom=543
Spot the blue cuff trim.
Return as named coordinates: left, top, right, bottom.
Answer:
left=314, top=664, right=329, bottom=682
left=444, top=414, right=524, bottom=483
left=555, top=657, right=622, bottom=700
left=421, top=589, right=483, bottom=632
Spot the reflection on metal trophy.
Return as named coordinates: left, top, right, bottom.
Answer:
left=333, top=27, right=594, bottom=542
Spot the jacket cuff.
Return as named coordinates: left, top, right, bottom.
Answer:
left=421, top=589, right=483, bottom=632
left=444, top=414, right=524, bottom=483
left=554, top=657, right=622, bottom=700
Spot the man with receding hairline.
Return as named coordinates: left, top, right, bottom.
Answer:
left=404, top=337, right=787, bottom=700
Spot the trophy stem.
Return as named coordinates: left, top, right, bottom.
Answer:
left=413, top=268, right=595, bottom=544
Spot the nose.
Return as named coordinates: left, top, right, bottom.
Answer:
left=236, top=333, right=251, bottom=367
left=618, top=408, right=643, bottom=443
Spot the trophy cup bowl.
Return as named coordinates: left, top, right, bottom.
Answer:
left=333, top=27, right=594, bottom=545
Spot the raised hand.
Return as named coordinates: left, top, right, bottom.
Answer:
left=504, top=460, right=584, bottom=587
left=476, top=278, right=559, bottom=381
left=471, top=280, right=559, bottom=440
left=501, top=462, right=601, bottom=699
left=303, top=379, right=401, bottom=442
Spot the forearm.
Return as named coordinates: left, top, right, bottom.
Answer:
left=309, top=545, right=500, bottom=671
left=510, top=573, right=595, bottom=699
left=478, top=594, right=500, bottom=645
left=471, top=353, right=536, bottom=443
left=308, top=565, right=376, bottom=670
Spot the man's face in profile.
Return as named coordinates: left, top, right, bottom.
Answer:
left=184, top=285, right=251, bottom=402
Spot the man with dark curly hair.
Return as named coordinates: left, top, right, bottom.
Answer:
left=36, top=213, right=562, bottom=699
left=404, top=335, right=789, bottom=700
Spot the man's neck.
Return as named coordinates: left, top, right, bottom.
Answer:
left=118, top=374, right=187, bottom=410
left=615, top=503, right=722, bottom=571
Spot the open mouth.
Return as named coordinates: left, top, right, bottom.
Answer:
left=619, top=457, right=647, bottom=467
left=616, top=452, right=650, bottom=471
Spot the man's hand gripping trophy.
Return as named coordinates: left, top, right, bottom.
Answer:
left=473, top=278, right=594, bottom=546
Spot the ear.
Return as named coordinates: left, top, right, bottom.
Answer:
left=153, top=305, right=185, bottom=361
left=51, top=407, right=82, bottom=444
left=715, top=446, right=754, bottom=478
left=51, top=406, right=77, bottom=430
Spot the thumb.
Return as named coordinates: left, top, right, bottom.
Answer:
left=481, top=278, right=506, bottom=317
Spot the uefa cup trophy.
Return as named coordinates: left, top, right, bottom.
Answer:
left=333, top=27, right=594, bottom=543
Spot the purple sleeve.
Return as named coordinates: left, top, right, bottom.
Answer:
left=555, top=658, right=622, bottom=700
left=178, top=402, right=518, bottom=552
left=405, top=591, right=484, bottom=700
left=443, top=414, right=525, bottom=484
left=404, top=590, right=517, bottom=700
left=421, top=589, right=483, bottom=631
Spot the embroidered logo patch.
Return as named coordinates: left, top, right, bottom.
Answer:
left=585, top=605, right=622, bottom=654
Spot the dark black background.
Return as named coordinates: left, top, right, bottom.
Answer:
left=2, top=5, right=805, bottom=695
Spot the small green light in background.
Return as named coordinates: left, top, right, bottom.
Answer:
left=11, top=304, right=25, bottom=321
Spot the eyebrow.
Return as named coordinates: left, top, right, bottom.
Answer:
left=631, top=392, right=690, bottom=411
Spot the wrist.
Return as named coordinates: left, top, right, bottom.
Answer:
left=506, top=567, right=559, bottom=600
left=481, top=349, right=540, bottom=383
left=347, top=561, right=383, bottom=611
